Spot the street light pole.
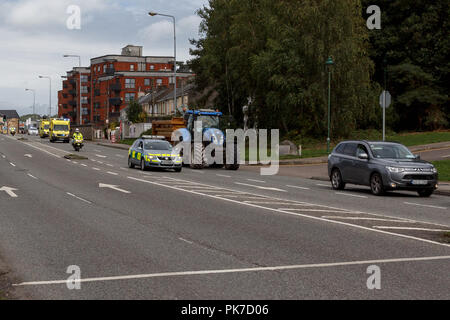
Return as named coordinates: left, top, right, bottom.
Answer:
left=25, top=89, right=36, bottom=120
left=149, top=12, right=177, bottom=113
left=383, top=57, right=387, bottom=142
left=38, top=76, right=52, bottom=118
left=64, top=54, right=82, bottom=125
left=325, top=57, right=334, bottom=154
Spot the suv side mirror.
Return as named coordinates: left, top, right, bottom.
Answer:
left=414, top=154, right=421, bottom=160
left=358, top=153, right=369, bottom=160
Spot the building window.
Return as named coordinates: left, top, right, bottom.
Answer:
left=125, top=78, right=135, bottom=89
left=130, top=64, right=135, bottom=71
left=81, top=75, right=88, bottom=83
left=81, top=97, right=88, bottom=104
left=149, top=65, right=154, bottom=70
left=81, top=86, right=88, bottom=94
left=156, top=78, right=163, bottom=85
left=125, top=93, right=135, bottom=102
left=103, top=65, right=107, bottom=73
left=144, top=79, right=151, bottom=86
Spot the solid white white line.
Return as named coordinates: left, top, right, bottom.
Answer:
left=279, top=208, right=351, bottom=213
left=27, top=174, right=38, bottom=180
left=373, top=226, right=450, bottom=232
left=127, top=176, right=450, bottom=248
left=322, top=216, right=414, bottom=223
left=9, top=162, right=15, bottom=167
left=107, top=171, right=118, bottom=176
left=316, top=184, right=330, bottom=187
left=14, top=255, right=450, bottom=286
left=286, top=185, right=311, bottom=190
left=336, top=192, right=368, bottom=199
left=247, top=179, right=266, bottom=183
left=404, top=202, right=447, bottom=210
left=66, top=192, right=92, bottom=204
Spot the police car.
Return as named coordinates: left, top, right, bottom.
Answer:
left=128, top=136, right=182, bottom=172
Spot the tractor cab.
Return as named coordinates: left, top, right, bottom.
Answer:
left=185, top=109, right=222, bottom=134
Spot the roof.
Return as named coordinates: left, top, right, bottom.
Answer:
left=0, top=110, right=19, bottom=119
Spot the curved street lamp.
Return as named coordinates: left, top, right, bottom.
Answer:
left=148, top=11, right=177, bottom=114
left=25, top=88, right=36, bottom=120
left=325, top=56, right=334, bottom=154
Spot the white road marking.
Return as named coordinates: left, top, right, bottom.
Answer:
left=81, top=164, right=88, bottom=167
left=66, top=192, right=92, bottom=204
left=286, top=185, right=311, bottom=190
left=99, top=183, right=131, bottom=194
left=27, top=174, right=38, bottom=180
left=107, top=164, right=114, bottom=167
left=107, top=171, right=118, bottom=176
left=9, top=162, right=15, bottom=167
left=373, top=226, right=450, bottom=232
left=322, top=216, right=414, bottom=223
left=96, top=154, right=106, bottom=158
left=235, top=182, right=287, bottom=192
left=127, top=176, right=450, bottom=248
left=179, top=237, right=194, bottom=245
left=216, top=174, right=231, bottom=178
left=404, top=202, right=447, bottom=210
left=24, top=154, right=32, bottom=158
left=13, top=255, right=450, bottom=287
left=247, top=179, right=266, bottom=183
left=116, top=154, right=125, bottom=158
left=316, top=184, right=330, bottom=187
left=1, top=155, right=5, bottom=158
left=0, top=186, right=18, bottom=198
left=279, top=208, right=352, bottom=213
left=336, top=192, right=368, bottom=199
left=97, top=161, right=104, bottom=164
left=92, top=168, right=100, bottom=171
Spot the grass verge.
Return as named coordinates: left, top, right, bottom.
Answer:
left=431, top=159, right=450, bottom=181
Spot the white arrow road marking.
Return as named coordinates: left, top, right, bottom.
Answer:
left=96, top=154, right=107, bottom=158
left=99, top=183, right=131, bottom=194
left=24, top=154, right=32, bottom=158
left=235, top=182, right=287, bottom=192
left=0, top=186, right=18, bottom=198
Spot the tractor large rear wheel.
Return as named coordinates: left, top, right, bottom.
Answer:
left=190, top=143, right=204, bottom=169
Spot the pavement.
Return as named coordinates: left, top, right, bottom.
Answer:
left=0, top=134, right=449, bottom=299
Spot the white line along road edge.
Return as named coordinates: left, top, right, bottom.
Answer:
left=13, top=255, right=450, bottom=287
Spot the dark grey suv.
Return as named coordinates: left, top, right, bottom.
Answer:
left=328, top=141, right=438, bottom=197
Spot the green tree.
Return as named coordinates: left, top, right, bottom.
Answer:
left=362, top=0, right=449, bottom=131
left=126, top=100, right=143, bottom=123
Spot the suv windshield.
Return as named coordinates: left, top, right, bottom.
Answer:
left=144, top=140, right=172, bottom=151
left=370, top=143, right=415, bottom=159
left=54, top=125, right=69, bottom=131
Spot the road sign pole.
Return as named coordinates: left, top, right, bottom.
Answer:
left=383, top=91, right=386, bottom=141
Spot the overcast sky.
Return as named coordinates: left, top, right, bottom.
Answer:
left=0, top=0, right=209, bottom=116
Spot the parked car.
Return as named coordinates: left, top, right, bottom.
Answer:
left=328, top=141, right=438, bottom=197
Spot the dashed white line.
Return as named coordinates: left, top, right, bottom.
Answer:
left=13, top=255, right=450, bottom=287
left=27, top=174, right=38, bottom=180
left=216, top=174, right=231, bottom=178
left=322, top=216, right=414, bottom=223
left=81, top=164, right=88, bottom=167
left=96, top=154, right=106, bottom=158
left=107, top=171, right=118, bottom=176
left=179, top=237, right=194, bottom=245
left=107, top=164, right=114, bottom=167
left=287, top=185, right=311, bottom=190
left=92, top=167, right=100, bottom=171
left=247, top=179, right=266, bottom=183
left=235, top=182, right=287, bottom=192
left=404, top=202, right=447, bottom=210
left=336, top=192, right=368, bottom=199
left=9, top=162, right=15, bottom=167
left=66, top=192, right=92, bottom=204
left=373, top=226, right=450, bottom=232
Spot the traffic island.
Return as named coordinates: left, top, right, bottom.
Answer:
left=64, top=154, right=88, bottom=160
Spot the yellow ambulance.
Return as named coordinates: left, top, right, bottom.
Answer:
left=39, top=120, right=50, bottom=138
left=49, top=118, right=70, bottom=143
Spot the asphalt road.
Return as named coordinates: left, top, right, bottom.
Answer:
left=0, top=134, right=449, bottom=299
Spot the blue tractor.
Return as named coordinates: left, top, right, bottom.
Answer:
left=173, top=108, right=240, bottom=170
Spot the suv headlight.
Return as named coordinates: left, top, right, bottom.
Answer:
left=386, top=166, right=406, bottom=173
left=431, top=167, right=437, bottom=173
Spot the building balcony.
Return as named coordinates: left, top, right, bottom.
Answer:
left=109, top=97, right=122, bottom=106
left=110, top=83, right=121, bottom=92
left=105, top=68, right=115, bottom=76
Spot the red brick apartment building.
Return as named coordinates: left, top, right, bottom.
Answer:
left=58, top=45, right=194, bottom=128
